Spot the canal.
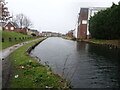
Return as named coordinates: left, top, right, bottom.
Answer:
left=30, top=37, right=120, bottom=88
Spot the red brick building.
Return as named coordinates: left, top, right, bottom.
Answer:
left=66, top=30, right=75, bottom=37
left=3, top=22, right=28, bottom=34
left=20, top=28, right=28, bottom=34
left=3, top=22, right=19, bottom=32
left=77, top=8, right=89, bottom=39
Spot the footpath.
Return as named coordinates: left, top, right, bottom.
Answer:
left=0, top=38, right=42, bottom=89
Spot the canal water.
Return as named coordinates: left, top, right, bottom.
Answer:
left=30, top=37, right=120, bottom=88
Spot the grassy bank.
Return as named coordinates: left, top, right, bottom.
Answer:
left=62, top=36, right=76, bottom=41
left=1, top=31, right=39, bottom=49
left=9, top=38, right=70, bottom=88
left=83, top=39, right=120, bottom=48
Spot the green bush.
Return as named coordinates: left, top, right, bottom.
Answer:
left=89, top=2, right=120, bottom=40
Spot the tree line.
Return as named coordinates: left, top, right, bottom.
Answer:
left=89, top=2, right=120, bottom=40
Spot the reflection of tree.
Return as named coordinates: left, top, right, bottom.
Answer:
left=87, top=44, right=120, bottom=62
left=87, top=44, right=120, bottom=88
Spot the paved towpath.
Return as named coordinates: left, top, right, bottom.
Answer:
left=0, top=38, right=42, bottom=89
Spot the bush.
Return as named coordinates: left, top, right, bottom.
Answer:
left=89, top=2, right=120, bottom=40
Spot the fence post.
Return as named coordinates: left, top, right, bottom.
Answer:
left=9, top=38, right=12, bottom=42
left=19, top=37, right=21, bottom=40
left=15, top=38, right=17, bottom=41
left=2, top=38, right=4, bottom=42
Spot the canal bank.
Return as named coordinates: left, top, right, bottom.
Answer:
left=81, top=39, right=120, bottom=49
left=6, top=37, right=70, bottom=88
left=62, top=36, right=120, bottom=49
left=62, top=36, right=76, bottom=41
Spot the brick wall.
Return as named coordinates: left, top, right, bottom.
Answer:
left=66, top=32, right=73, bottom=37
left=3, top=26, right=14, bottom=32
left=3, top=26, right=27, bottom=34
left=77, top=8, right=89, bottom=39
left=19, top=28, right=27, bottom=34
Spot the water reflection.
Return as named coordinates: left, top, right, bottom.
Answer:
left=87, top=44, right=120, bottom=88
left=30, top=37, right=120, bottom=88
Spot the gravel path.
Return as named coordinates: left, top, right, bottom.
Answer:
left=0, top=38, right=41, bottom=89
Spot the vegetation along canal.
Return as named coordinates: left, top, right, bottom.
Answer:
left=30, top=37, right=120, bottom=88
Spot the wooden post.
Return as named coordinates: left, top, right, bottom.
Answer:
left=19, top=37, right=21, bottom=40
left=9, top=38, right=12, bottom=42
left=2, top=38, right=4, bottom=42
left=15, top=38, right=17, bottom=41
left=9, top=38, right=12, bottom=41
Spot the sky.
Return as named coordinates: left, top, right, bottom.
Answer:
left=6, top=0, right=120, bottom=34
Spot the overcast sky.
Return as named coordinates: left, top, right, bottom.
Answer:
left=6, top=0, right=120, bottom=34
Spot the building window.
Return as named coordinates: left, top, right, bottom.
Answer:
left=5, top=27, right=8, bottom=29
left=10, top=27, right=14, bottom=30
left=82, top=20, right=87, bottom=24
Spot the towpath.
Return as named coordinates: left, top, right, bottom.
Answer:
left=0, top=38, right=42, bottom=89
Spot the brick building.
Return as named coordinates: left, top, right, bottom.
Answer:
left=27, top=29, right=39, bottom=36
left=3, top=22, right=19, bottom=32
left=77, top=8, right=89, bottom=39
left=3, top=22, right=28, bottom=34
left=66, top=30, right=75, bottom=37
left=76, top=7, right=107, bottom=39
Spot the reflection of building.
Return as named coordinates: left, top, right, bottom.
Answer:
left=76, top=42, right=86, bottom=51
left=76, top=7, right=107, bottom=39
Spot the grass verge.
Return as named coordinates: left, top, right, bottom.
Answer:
left=83, top=39, right=120, bottom=48
left=62, top=36, right=76, bottom=41
left=9, top=38, right=70, bottom=88
left=1, top=31, right=40, bottom=49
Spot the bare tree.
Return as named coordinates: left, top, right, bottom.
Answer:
left=23, top=16, right=32, bottom=28
left=0, top=0, right=11, bottom=22
left=13, top=13, right=33, bottom=28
